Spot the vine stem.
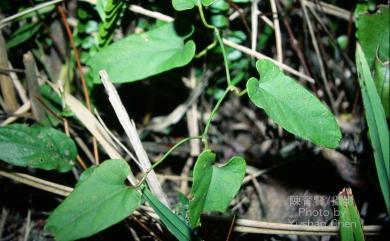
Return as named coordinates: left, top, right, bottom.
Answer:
left=196, top=2, right=241, bottom=147
left=136, top=136, right=202, bottom=187
left=201, top=87, right=230, bottom=148
left=197, top=3, right=232, bottom=87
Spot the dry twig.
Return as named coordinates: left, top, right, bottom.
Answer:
left=99, top=70, right=169, bottom=207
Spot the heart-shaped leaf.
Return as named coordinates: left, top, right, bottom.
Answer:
left=171, top=0, right=217, bottom=11
left=246, top=60, right=341, bottom=148
left=88, top=23, right=196, bottom=84
left=0, top=124, right=76, bottom=172
left=189, top=150, right=246, bottom=227
left=201, top=0, right=217, bottom=6
left=45, top=159, right=141, bottom=241
left=172, top=0, right=196, bottom=11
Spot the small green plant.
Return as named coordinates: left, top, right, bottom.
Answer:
left=44, top=1, right=340, bottom=240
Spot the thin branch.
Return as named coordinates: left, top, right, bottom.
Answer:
left=0, top=169, right=72, bottom=196
left=0, top=102, right=31, bottom=126
left=300, top=0, right=336, bottom=112
left=0, top=0, right=63, bottom=29
left=0, top=67, right=24, bottom=74
left=304, top=0, right=352, bottom=21
left=223, top=39, right=315, bottom=83
left=129, top=5, right=174, bottom=22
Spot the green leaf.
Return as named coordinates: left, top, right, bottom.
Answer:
left=338, top=189, right=355, bottom=241
left=88, top=23, right=196, bottom=84
left=356, top=5, right=389, bottom=67
left=202, top=0, right=217, bottom=6
left=171, top=0, right=217, bottom=11
left=6, top=23, right=41, bottom=48
left=143, top=187, right=193, bottom=241
left=96, top=0, right=108, bottom=20
left=338, top=188, right=365, bottom=241
left=76, top=165, right=97, bottom=187
left=246, top=60, right=342, bottom=148
left=0, top=124, right=76, bottom=172
left=45, top=160, right=141, bottom=241
left=97, top=0, right=126, bottom=48
left=210, top=0, right=229, bottom=12
left=210, top=15, right=228, bottom=28
left=172, top=0, right=195, bottom=11
left=373, top=58, right=389, bottom=117
left=356, top=44, right=390, bottom=214
left=189, top=150, right=246, bottom=227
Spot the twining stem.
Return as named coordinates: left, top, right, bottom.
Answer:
left=195, top=39, right=217, bottom=58
left=136, top=136, right=202, bottom=187
left=196, top=3, right=243, bottom=146
left=201, top=87, right=230, bottom=148
left=136, top=3, right=244, bottom=184
left=197, top=3, right=232, bottom=87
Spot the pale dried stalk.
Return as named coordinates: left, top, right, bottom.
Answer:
left=99, top=70, right=169, bottom=207
left=223, top=39, right=315, bottom=83
left=251, top=0, right=260, bottom=52
left=23, top=52, right=45, bottom=121
left=0, top=33, right=18, bottom=112
left=257, top=10, right=274, bottom=29
left=129, top=5, right=174, bottom=22
left=0, top=101, right=31, bottom=126
left=8, top=62, right=29, bottom=103
left=304, top=0, right=352, bottom=21
left=94, top=109, right=140, bottom=167
left=269, top=0, right=283, bottom=62
left=63, top=94, right=122, bottom=159
left=0, top=169, right=72, bottom=196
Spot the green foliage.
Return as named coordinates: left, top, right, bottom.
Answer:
left=189, top=150, right=246, bottom=227
left=172, top=0, right=217, bottom=11
left=338, top=188, right=365, bottom=241
left=143, top=188, right=193, bottom=241
left=373, top=58, right=389, bottom=117
left=6, top=22, right=41, bottom=48
left=0, top=124, right=76, bottom=172
left=210, top=0, right=229, bottom=28
left=172, top=0, right=196, bottom=11
left=88, top=23, right=196, bottom=84
left=96, top=0, right=126, bottom=48
left=356, top=5, right=389, bottom=68
left=355, top=44, right=390, bottom=214
left=246, top=60, right=342, bottom=148
left=45, top=160, right=141, bottom=241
